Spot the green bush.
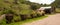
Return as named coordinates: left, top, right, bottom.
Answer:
left=30, top=10, right=37, bottom=18
left=0, top=19, right=6, bottom=25
left=37, top=10, right=45, bottom=16
left=13, top=15, right=21, bottom=22
left=2, top=9, right=14, bottom=14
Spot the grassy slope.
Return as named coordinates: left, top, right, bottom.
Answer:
left=7, top=16, right=47, bottom=25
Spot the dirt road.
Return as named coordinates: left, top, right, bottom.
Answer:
left=23, top=13, right=60, bottom=25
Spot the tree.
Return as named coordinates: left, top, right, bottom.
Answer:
left=51, top=0, right=60, bottom=8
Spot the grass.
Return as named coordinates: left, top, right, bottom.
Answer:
left=56, top=8, right=60, bottom=13
left=0, top=19, right=6, bottom=25
left=6, top=16, right=47, bottom=25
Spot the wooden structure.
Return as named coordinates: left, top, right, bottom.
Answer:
left=5, top=14, right=13, bottom=24
left=37, top=6, right=55, bottom=14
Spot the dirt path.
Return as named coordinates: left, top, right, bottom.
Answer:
left=23, top=13, right=60, bottom=25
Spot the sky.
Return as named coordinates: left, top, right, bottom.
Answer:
left=29, top=0, right=55, bottom=4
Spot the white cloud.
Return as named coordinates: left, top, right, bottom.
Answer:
left=29, top=0, right=55, bottom=4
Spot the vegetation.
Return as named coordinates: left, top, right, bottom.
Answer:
left=56, top=8, right=60, bottom=13
left=0, top=0, right=46, bottom=25
left=0, top=0, right=60, bottom=25
left=0, top=16, right=47, bottom=25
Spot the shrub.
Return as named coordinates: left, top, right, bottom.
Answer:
left=20, top=14, right=31, bottom=20
left=30, top=10, right=37, bottom=18
left=13, top=15, right=21, bottom=22
left=37, top=10, right=45, bottom=16
left=2, top=9, right=14, bottom=14
left=0, top=19, right=6, bottom=25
